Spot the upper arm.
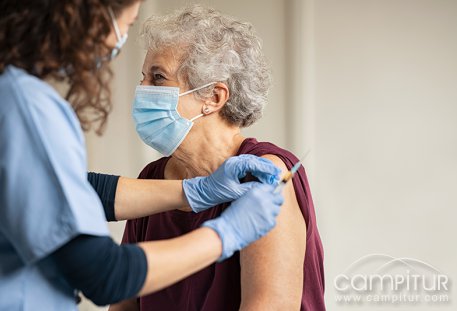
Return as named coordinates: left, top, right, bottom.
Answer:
left=239, top=154, right=306, bottom=311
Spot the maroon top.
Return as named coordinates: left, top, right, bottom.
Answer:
left=122, top=138, right=325, bottom=310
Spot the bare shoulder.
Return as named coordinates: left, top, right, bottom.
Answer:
left=260, top=154, right=289, bottom=173
left=239, top=153, right=307, bottom=309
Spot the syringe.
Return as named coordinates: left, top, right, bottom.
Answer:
left=274, top=150, right=310, bottom=193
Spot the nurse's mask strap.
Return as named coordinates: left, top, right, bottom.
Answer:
left=107, top=6, right=128, bottom=60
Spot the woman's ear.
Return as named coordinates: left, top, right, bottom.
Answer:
left=203, top=82, right=229, bottom=115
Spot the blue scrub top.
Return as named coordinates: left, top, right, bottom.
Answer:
left=0, top=66, right=109, bottom=310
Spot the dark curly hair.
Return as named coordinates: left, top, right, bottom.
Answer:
left=0, top=0, right=140, bottom=134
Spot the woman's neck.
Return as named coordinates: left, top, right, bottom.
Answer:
left=165, top=119, right=245, bottom=179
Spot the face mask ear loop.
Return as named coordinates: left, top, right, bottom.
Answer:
left=179, top=82, right=217, bottom=97
left=190, top=114, right=204, bottom=122
left=108, top=7, right=122, bottom=41
left=181, top=82, right=217, bottom=122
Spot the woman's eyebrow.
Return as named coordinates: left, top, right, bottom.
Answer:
left=149, top=65, right=169, bottom=75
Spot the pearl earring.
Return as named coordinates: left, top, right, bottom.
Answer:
left=203, top=107, right=210, bottom=114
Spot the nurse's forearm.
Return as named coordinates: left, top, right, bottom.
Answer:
left=52, top=229, right=221, bottom=306
left=87, top=173, right=189, bottom=221
left=115, top=177, right=188, bottom=221
left=137, top=227, right=222, bottom=295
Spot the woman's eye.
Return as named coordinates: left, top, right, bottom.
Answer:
left=153, top=73, right=166, bottom=81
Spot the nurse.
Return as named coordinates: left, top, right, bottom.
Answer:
left=0, top=1, right=284, bottom=310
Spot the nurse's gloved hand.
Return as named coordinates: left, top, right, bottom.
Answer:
left=202, top=183, right=284, bottom=261
left=182, top=154, right=281, bottom=213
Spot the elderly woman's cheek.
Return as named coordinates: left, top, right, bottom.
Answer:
left=177, top=99, right=200, bottom=120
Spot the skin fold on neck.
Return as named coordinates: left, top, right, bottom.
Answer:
left=164, top=116, right=245, bottom=181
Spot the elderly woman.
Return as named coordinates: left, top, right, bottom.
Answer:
left=111, top=5, right=324, bottom=311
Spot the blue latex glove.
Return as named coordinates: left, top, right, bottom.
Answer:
left=182, top=154, right=281, bottom=213
left=202, top=183, right=284, bottom=261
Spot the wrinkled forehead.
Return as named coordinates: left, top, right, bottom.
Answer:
left=143, top=45, right=189, bottom=77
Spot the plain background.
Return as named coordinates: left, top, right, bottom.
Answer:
left=81, top=0, right=457, bottom=310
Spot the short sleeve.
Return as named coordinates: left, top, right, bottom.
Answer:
left=0, top=67, right=109, bottom=264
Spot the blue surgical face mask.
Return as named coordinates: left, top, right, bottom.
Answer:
left=132, top=82, right=216, bottom=156
left=95, top=7, right=128, bottom=69
left=108, top=7, right=128, bottom=60
left=94, top=8, right=128, bottom=68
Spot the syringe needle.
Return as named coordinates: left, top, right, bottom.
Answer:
left=274, top=150, right=311, bottom=193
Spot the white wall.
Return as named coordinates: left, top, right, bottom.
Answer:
left=314, top=1, right=457, bottom=310
left=83, top=1, right=457, bottom=310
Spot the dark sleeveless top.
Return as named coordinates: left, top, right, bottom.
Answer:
left=122, top=138, right=325, bottom=310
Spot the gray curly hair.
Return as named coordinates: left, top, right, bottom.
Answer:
left=140, top=5, right=271, bottom=127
